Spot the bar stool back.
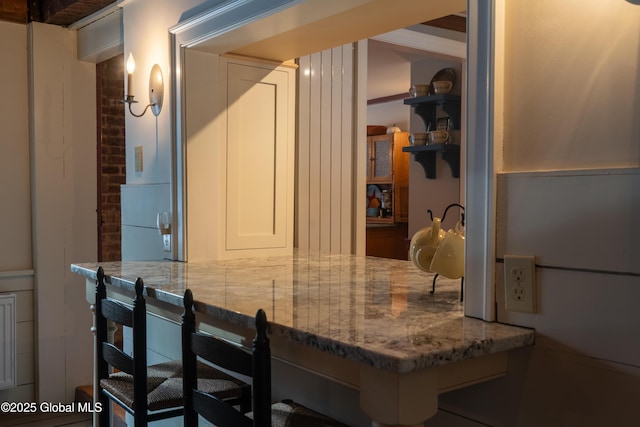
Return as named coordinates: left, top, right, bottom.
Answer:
left=182, top=289, right=349, bottom=427
left=95, top=268, right=247, bottom=427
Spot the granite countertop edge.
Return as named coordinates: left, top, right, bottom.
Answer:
left=70, top=261, right=535, bottom=374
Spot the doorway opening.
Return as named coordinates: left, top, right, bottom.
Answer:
left=365, top=21, right=466, bottom=260
left=170, top=0, right=497, bottom=320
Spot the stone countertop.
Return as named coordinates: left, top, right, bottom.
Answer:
left=71, top=251, right=534, bottom=374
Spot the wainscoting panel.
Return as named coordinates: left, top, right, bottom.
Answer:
left=0, top=293, right=16, bottom=390
left=496, top=168, right=640, bottom=273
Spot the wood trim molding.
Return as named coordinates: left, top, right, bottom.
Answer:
left=422, top=14, right=467, bottom=33
left=367, top=93, right=408, bottom=105
left=371, top=28, right=466, bottom=59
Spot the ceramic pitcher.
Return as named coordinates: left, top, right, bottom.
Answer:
left=429, top=221, right=465, bottom=279
left=409, top=216, right=446, bottom=273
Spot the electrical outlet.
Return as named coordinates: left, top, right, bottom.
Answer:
left=504, top=255, right=536, bottom=313
left=162, top=234, right=171, bottom=252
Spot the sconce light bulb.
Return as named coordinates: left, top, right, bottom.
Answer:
left=127, top=53, right=136, bottom=74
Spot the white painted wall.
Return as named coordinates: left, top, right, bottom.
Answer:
left=0, top=21, right=34, bottom=404
left=502, top=1, right=640, bottom=171
left=119, top=0, right=203, bottom=260
left=426, top=1, right=640, bottom=425
left=29, top=22, right=96, bottom=403
left=367, top=100, right=410, bottom=134
left=122, top=0, right=204, bottom=186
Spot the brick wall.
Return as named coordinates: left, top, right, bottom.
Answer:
left=97, top=55, right=125, bottom=262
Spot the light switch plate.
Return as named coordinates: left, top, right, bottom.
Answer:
left=135, top=146, right=143, bottom=172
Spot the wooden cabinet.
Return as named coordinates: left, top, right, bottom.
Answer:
left=366, top=132, right=410, bottom=224
left=366, top=223, right=409, bottom=260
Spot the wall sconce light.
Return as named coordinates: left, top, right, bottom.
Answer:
left=123, top=53, right=164, bottom=117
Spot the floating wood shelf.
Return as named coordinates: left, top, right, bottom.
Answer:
left=402, top=144, right=460, bottom=179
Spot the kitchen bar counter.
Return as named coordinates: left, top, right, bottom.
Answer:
left=71, top=251, right=534, bottom=426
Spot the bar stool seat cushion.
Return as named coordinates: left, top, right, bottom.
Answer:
left=101, top=360, right=245, bottom=411
left=254, top=400, right=349, bottom=427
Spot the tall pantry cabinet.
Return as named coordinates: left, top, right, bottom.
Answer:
left=185, top=54, right=296, bottom=261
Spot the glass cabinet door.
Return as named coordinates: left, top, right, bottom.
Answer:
left=368, top=135, right=393, bottom=182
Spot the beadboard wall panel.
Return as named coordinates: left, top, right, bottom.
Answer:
left=0, top=17, right=33, bottom=401
left=0, top=21, right=30, bottom=274
left=297, top=44, right=355, bottom=254
left=29, top=22, right=96, bottom=403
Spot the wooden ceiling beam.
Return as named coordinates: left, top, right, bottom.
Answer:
left=0, top=0, right=116, bottom=26
left=0, top=0, right=28, bottom=24
left=36, top=0, right=116, bottom=26
left=422, top=14, right=467, bottom=33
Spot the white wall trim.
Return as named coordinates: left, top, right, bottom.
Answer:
left=498, top=166, right=640, bottom=179
left=463, top=0, right=498, bottom=320
left=76, top=7, right=124, bottom=63
left=68, top=0, right=127, bottom=30
left=371, top=28, right=466, bottom=60
left=0, top=270, right=35, bottom=279
left=169, top=0, right=300, bottom=50
left=354, top=40, right=368, bottom=255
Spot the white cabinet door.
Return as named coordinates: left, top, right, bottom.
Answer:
left=224, top=59, right=295, bottom=252
left=185, top=54, right=295, bottom=260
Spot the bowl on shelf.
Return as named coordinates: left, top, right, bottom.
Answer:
left=428, top=130, right=450, bottom=144
left=409, top=132, right=429, bottom=146
left=432, top=80, right=453, bottom=94
left=409, top=84, right=429, bottom=97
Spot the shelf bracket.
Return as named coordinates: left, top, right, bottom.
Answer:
left=413, top=151, right=437, bottom=179
left=441, top=150, right=460, bottom=178
left=404, top=144, right=460, bottom=179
